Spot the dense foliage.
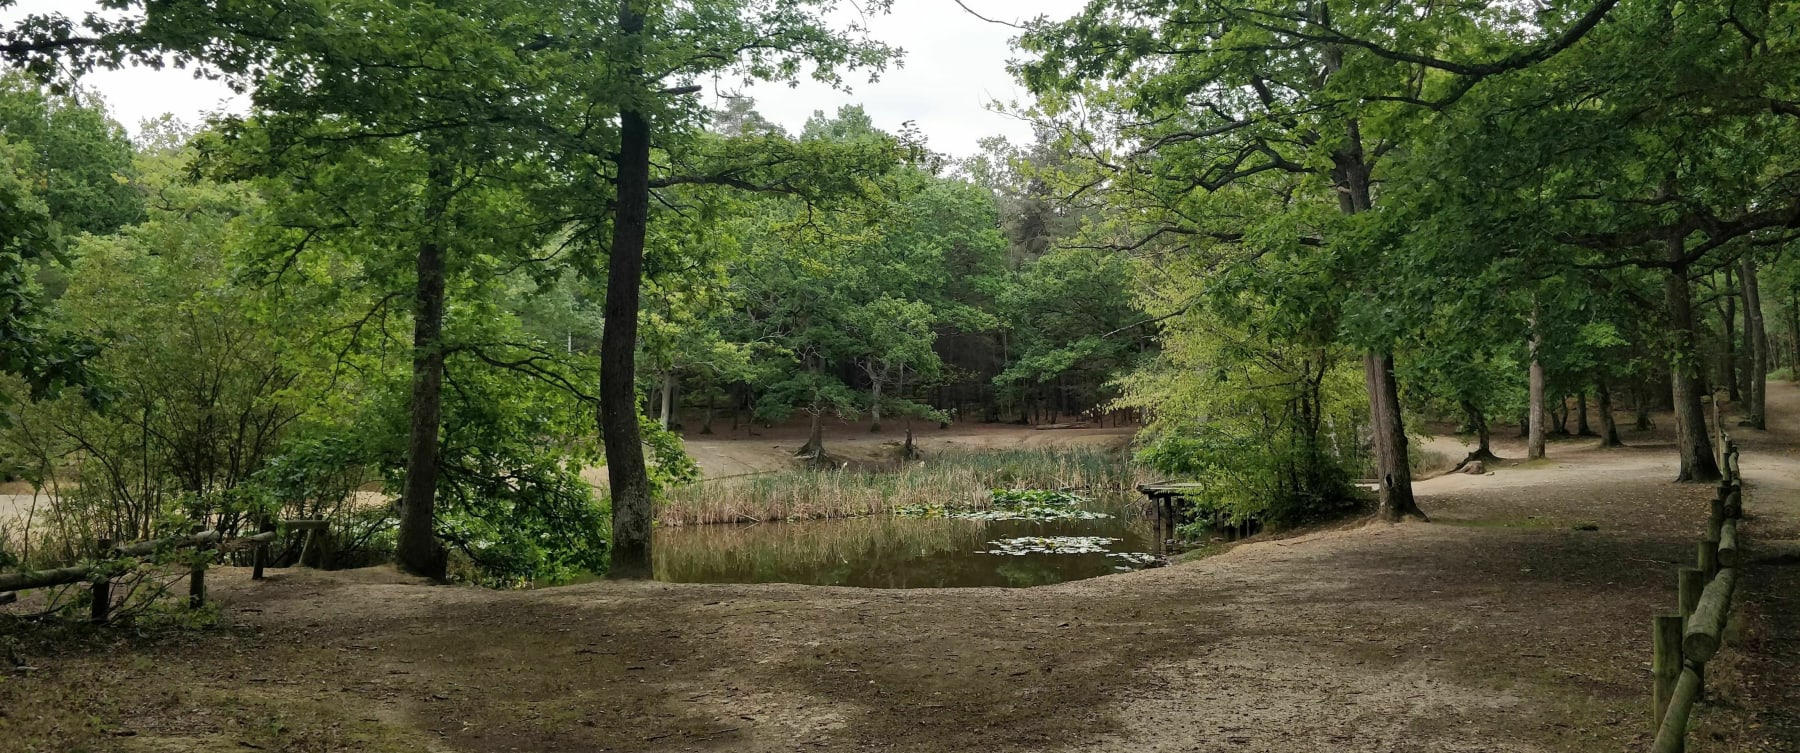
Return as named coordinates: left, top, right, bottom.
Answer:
left=5, top=0, right=1800, bottom=582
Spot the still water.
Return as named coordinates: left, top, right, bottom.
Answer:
left=651, top=507, right=1160, bottom=589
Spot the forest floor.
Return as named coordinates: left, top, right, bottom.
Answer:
left=6, top=391, right=1800, bottom=753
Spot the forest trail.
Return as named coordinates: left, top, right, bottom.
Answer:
left=9, top=392, right=1800, bottom=753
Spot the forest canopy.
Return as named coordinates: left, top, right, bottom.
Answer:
left=2, top=0, right=1798, bottom=583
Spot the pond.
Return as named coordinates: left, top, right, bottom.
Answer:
left=651, top=501, right=1162, bottom=589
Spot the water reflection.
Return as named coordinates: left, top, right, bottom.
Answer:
left=652, top=506, right=1158, bottom=589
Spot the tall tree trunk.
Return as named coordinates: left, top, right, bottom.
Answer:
left=1576, top=389, right=1595, bottom=437
left=1597, top=382, right=1623, bottom=448
left=1363, top=352, right=1425, bottom=520
left=659, top=370, right=675, bottom=430
left=1457, top=399, right=1497, bottom=466
left=1788, top=295, right=1800, bottom=380
left=601, top=3, right=656, bottom=580
left=1722, top=267, right=1741, bottom=402
left=1665, top=236, right=1722, bottom=482
left=1529, top=311, right=1548, bottom=459
left=869, top=376, right=882, bottom=433
left=1740, top=256, right=1768, bottom=429
left=1634, top=384, right=1653, bottom=430
left=797, top=409, right=825, bottom=463
left=1329, top=112, right=1422, bottom=521
left=396, top=158, right=452, bottom=580
left=1552, top=397, right=1571, bottom=436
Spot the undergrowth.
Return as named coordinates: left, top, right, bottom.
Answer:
left=657, top=448, right=1150, bottom=526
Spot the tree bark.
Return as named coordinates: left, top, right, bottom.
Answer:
left=1665, top=235, right=1722, bottom=482
left=1596, top=381, right=1623, bottom=447
left=659, top=370, right=675, bottom=430
left=396, top=156, right=452, bottom=580
left=1575, top=389, right=1595, bottom=436
left=1453, top=399, right=1498, bottom=471
left=1788, top=295, right=1800, bottom=380
left=601, top=2, right=656, bottom=580
left=1461, top=400, right=1494, bottom=459
left=1740, top=256, right=1768, bottom=429
left=1329, top=109, right=1422, bottom=521
left=1722, top=267, right=1741, bottom=402
left=797, top=409, right=825, bottom=462
left=1528, top=316, right=1547, bottom=459
left=868, top=375, right=882, bottom=433
left=1363, top=352, right=1425, bottom=520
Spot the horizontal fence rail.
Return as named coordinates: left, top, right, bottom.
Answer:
left=0, top=519, right=333, bottom=622
left=1650, top=436, right=1745, bottom=753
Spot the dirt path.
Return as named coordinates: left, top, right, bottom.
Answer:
left=7, top=391, right=1800, bottom=753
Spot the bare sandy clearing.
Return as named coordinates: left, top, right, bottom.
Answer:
left=5, top=392, right=1798, bottom=752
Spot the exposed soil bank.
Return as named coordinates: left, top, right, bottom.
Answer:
left=6, top=390, right=1800, bottom=753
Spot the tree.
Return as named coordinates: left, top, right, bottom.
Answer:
left=1739, top=253, right=1770, bottom=430
left=0, top=74, right=141, bottom=234
left=195, top=0, right=591, bottom=577
left=1020, top=0, right=1621, bottom=519
left=1394, top=0, right=1800, bottom=481
left=0, top=75, right=143, bottom=411
left=556, top=1, right=898, bottom=574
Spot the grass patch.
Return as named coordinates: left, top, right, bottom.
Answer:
left=896, top=489, right=1113, bottom=521
left=657, top=447, right=1150, bottom=526
left=653, top=515, right=991, bottom=582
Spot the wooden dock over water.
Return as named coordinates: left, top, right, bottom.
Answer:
left=1137, top=482, right=1205, bottom=546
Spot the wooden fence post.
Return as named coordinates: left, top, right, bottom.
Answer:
left=1678, top=568, right=1704, bottom=618
left=318, top=526, right=335, bottom=572
left=89, top=537, right=112, bottom=624
left=188, top=524, right=207, bottom=609
left=252, top=519, right=273, bottom=581
left=1698, top=539, right=1719, bottom=579
left=1653, top=614, right=1683, bottom=729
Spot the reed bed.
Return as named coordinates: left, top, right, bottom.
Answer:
left=652, top=515, right=990, bottom=582
left=657, top=447, right=1153, bottom=527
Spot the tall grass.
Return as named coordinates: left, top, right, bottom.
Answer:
left=653, top=515, right=990, bottom=582
left=657, top=447, right=1152, bottom=527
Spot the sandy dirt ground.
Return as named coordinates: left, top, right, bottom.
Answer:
left=5, top=390, right=1799, bottom=753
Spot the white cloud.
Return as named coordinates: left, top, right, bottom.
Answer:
left=1, top=0, right=1086, bottom=155
left=736, top=0, right=1089, bottom=156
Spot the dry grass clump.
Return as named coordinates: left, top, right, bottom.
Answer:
left=657, top=448, right=1150, bottom=527
left=653, top=515, right=990, bottom=581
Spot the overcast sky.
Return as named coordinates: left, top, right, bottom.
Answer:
left=1, top=0, right=1088, bottom=158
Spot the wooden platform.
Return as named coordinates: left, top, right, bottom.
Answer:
left=1137, top=482, right=1207, bottom=500
left=1137, top=483, right=1207, bottom=549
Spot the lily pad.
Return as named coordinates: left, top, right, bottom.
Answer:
left=979, top=536, right=1121, bottom=556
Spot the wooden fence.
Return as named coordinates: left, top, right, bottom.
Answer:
left=0, top=519, right=332, bottom=623
left=1649, top=435, right=1744, bottom=753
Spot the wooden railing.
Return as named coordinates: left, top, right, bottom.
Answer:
left=1650, top=436, right=1744, bottom=753
left=0, top=519, right=331, bottom=623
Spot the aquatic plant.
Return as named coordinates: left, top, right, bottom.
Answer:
left=980, top=535, right=1120, bottom=555
left=657, top=447, right=1151, bottom=526
left=1105, top=551, right=1161, bottom=567
left=894, top=488, right=1113, bottom=522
